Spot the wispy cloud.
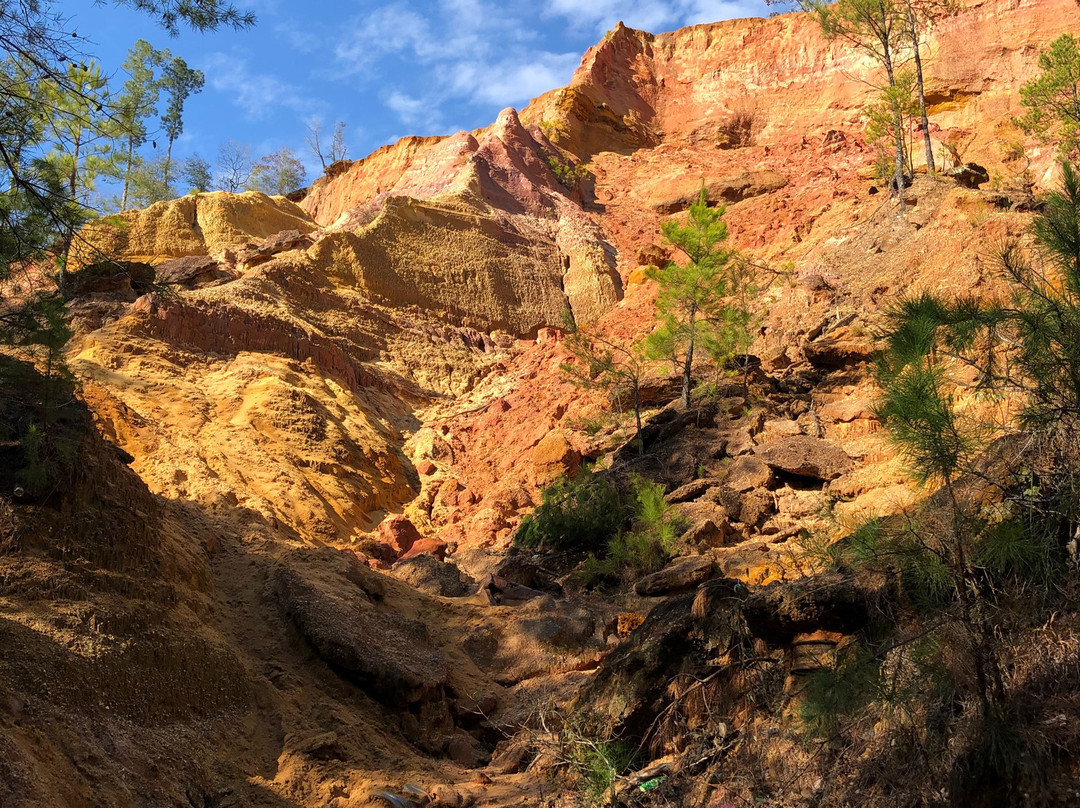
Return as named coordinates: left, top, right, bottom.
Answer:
left=542, top=0, right=766, bottom=33
left=327, top=0, right=769, bottom=132
left=202, top=53, right=325, bottom=120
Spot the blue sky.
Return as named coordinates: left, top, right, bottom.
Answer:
left=67, top=0, right=771, bottom=180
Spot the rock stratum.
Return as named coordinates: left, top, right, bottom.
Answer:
left=4, top=1, right=1080, bottom=806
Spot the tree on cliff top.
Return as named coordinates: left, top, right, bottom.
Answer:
left=306, top=119, right=348, bottom=170
left=644, top=186, right=753, bottom=409
left=159, top=55, right=204, bottom=189
left=1017, top=34, right=1080, bottom=160
left=115, top=39, right=171, bottom=211
left=247, top=147, right=305, bottom=196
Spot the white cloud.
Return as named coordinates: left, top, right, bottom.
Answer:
left=386, top=91, right=430, bottom=127
left=202, top=53, right=325, bottom=120
left=542, top=0, right=768, bottom=33
left=328, top=0, right=769, bottom=130
left=450, top=51, right=582, bottom=107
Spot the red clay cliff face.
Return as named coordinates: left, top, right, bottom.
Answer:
left=68, top=0, right=1080, bottom=558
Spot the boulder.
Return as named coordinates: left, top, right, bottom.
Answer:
left=477, top=573, right=546, bottom=605
left=493, top=555, right=563, bottom=594
left=737, top=490, right=776, bottom=530
left=820, top=398, right=875, bottom=423
left=270, top=565, right=447, bottom=705
left=743, top=573, right=871, bottom=646
left=293, top=731, right=342, bottom=760
left=635, top=555, right=716, bottom=596
left=821, top=129, right=847, bottom=153
left=803, top=335, right=876, bottom=369
left=235, top=228, right=315, bottom=266
left=391, top=554, right=475, bottom=597
left=532, top=431, right=581, bottom=484
left=682, top=518, right=727, bottom=548
left=635, top=244, right=670, bottom=266
left=762, top=418, right=802, bottom=439
left=379, top=515, right=423, bottom=555
left=155, top=255, right=226, bottom=288
left=399, top=537, right=449, bottom=562
left=324, top=158, right=354, bottom=179
left=754, top=436, right=854, bottom=482
left=948, top=162, right=990, bottom=189
left=489, top=736, right=536, bottom=775
left=665, top=478, right=718, bottom=504
left=447, top=733, right=483, bottom=768
left=720, top=429, right=755, bottom=457
left=723, top=455, right=774, bottom=492
left=518, top=609, right=596, bottom=648
left=648, top=170, right=789, bottom=213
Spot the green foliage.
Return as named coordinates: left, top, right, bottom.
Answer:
left=833, top=161, right=1080, bottom=741
left=560, top=312, right=652, bottom=451
left=115, top=39, right=171, bottom=210
left=545, top=154, right=590, bottom=189
left=558, top=712, right=638, bottom=806
left=114, top=0, right=256, bottom=35
left=247, top=147, right=306, bottom=195
left=159, top=55, right=205, bottom=185
left=180, top=153, right=213, bottom=192
left=42, top=61, right=117, bottom=203
left=579, top=476, right=687, bottom=585
left=123, top=155, right=175, bottom=207
left=1017, top=34, right=1080, bottom=158
left=645, top=186, right=755, bottom=407
left=866, top=69, right=919, bottom=176
left=513, top=469, right=623, bottom=554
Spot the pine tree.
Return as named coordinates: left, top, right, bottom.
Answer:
left=1017, top=34, right=1080, bottom=159
left=42, top=62, right=115, bottom=204
left=159, top=56, right=204, bottom=191
left=115, top=39, right=170, bottom=211
left=643, top=186, right=752, bottom=408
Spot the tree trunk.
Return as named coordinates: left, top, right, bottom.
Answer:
left=633, top=380, right=643, bottom=456
left=164, top=137, right=174, bottom=192
left=682, top=303, right=697, bottom=408
left=882, top=47, right=907, bottom=212
left=908, top=6, right=936, bottom=172
left=121, top=137, right=134, bottom=211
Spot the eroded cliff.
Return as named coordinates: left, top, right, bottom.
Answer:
left=4, top=1, right=1080, bottom=806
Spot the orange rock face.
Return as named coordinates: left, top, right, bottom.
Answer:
left=65, top=0, right=1080, bottom=553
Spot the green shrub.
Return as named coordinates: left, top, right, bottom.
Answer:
left=513, top=469, right=622, bottom=554
left=558, top=711, right=638, bottom=806
left=580, top=476, right=686, bottom=585
left=545, top=155, right=591, bottom=189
